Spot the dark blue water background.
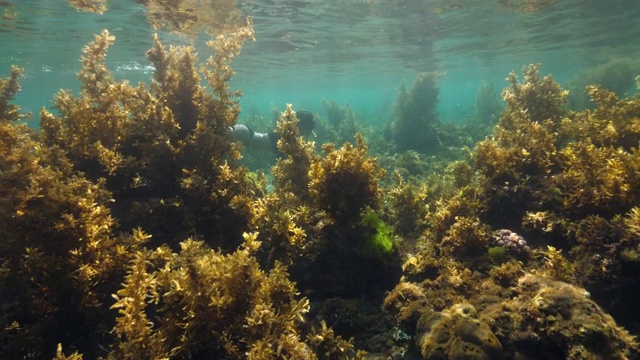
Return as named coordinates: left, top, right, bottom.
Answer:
left=1, top=0, right=639, bottom=128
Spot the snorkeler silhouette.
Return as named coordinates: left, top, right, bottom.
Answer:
left=229, top=110, right=315, bottom=152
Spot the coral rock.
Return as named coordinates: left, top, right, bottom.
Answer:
left=492, top=229, right=530, bottom=254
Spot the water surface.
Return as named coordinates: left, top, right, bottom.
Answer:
left=1, top=0, right=638, bottom=125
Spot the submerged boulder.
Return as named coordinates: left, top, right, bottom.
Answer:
left=484, top=275, right=639, bottom=359
left=416, top=303, right=502, bottom=360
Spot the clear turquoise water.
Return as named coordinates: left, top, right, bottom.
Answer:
left=1, top=0, right=639, bottom=127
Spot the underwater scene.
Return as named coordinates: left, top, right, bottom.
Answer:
left=1, top=0, right=640, bottom=359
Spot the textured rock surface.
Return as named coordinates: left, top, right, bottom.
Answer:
left=416, top=303, right=502, bottom=360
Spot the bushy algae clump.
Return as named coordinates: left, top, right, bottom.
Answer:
left=474, top=80, right=504, bottom=127
left=473, top=65, right=640, bottom=307
left=390, top=72, right=442, bottom=154
left=321, top=99, right=363, bottom=146
left=416, top=303, right=502, bottom=360
left=380, top=63, right=640, bottom=359
left=0, top=65, right=149, bottom=358
left=565, top=58, right=640, bottom=110
left=111, top=232, right=363, bottom=359
left=0, top=20, right=375, bottom=359
left=250, top=105, right=319, bottom=266
left=40, top=20, right=258, bottom=250
left=383, top=171, right=430, bottom=238
left=310, top=133, right=385, bottom=226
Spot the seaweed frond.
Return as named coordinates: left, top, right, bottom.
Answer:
left=390, top=72, right=442, bottom=153
left=0, top=66, right=30, bottom=122
left=272, top=104, right=319, bottom=202
left=540, top=245, right=574, bottom=282
left=111, top=232, right=315, bottom=359
left=310, top=133, right=385, bottom=225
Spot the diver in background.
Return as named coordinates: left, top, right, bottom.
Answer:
left=229, top=110, right=315, bottom=153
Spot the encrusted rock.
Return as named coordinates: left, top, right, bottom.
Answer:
left=415, top=303, right=502, bottom=360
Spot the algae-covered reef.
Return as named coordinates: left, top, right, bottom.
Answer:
left=40, top=22, right=258, bottom=250
left=0, top=21, right=372, bottom=359
left=1, top=66, right=148, bottom=357
left=384, top=64, right=640, bottom=359
left=3, top=6, right=640, bottom=359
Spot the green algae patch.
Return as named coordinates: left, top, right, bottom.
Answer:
left=488, top=246, right=508, bottom=264
left=361, top=210, right=395, bottom=255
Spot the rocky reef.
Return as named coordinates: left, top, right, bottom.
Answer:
left=404, top=275, right=636, bottom=360
left=0, top=20, right=370, bottom=359
left=416, top=303, right=502, bottom=360
left=383, top=64, right=640, bottom=359
left=2, top=4, right=640, bottom=359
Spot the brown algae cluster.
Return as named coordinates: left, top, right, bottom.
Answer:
left=310, top=133, right=385, bottom=226
left=0, top=21, right=380, bottom=359
left=1, top=66, right=149, bottom=358
left=3, top=8, right=640, bottom=360
left=40, top=23, right=258, bottom=251
left=110, top=233, right=345, bottom=359
left=384, top=64, right=640, bottom=359
left=390, top=72, right=443, bottom=154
